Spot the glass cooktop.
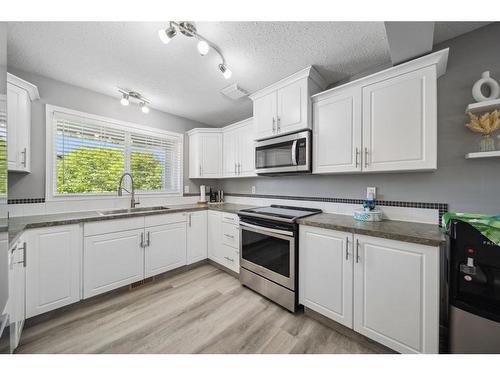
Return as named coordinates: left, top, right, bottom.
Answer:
left=238, top=205, right=322, bottom=221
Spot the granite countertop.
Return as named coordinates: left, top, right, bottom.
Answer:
left=297, top=213, right=446, bottom=247
left=8, top=202, right=255, bottom=247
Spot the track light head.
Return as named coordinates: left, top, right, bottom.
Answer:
left=120, top=93, right=130, bottom=106
left=219, top=64, right=232, bottom=79
left=197, top=40, right=210, bottom=56
left=140, top=102, right=150, bottom=114
left=158, top=26, right=177, bottom=44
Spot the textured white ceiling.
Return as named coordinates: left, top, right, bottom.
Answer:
left=7, top=22, right=490, bottom=127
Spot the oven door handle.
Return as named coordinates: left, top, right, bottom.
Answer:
left=240, top=222, right=294, bottom=237
left=291, top=140, right=298, bottom=166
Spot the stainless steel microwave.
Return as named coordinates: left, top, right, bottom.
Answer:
left=255, top=130, right=311, bottom=175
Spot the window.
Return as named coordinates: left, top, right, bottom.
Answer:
left=46, top=105, right=183, bottom=199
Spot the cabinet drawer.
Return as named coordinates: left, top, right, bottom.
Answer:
left=222, top=212, right=239, bottom=225
left=220, top=244, right=239, bottom=273
left=144, top=212, right=187, bottom=227
left=222, top=222, right=239, bottom=249
left=84, top=217, right=144, bottom=236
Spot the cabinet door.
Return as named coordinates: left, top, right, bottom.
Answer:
left=201, top=133, right=222, bottom=178
left=237, top=120, right=256, bottom=176
left=253, top=92, right=277, bottom=140
left=362, top=66, right=437, bottom=172
left=186, top=211, right=208, bottom=264
left=353, top=234, right=439, bottom=354
left=277, top=78, right=308, bottom=134
left=223, top=128, right=238, bottom=177
left=8, top=239, right=26, bottom=352
left=207, top=210, right=223, bottom=263
left=25, top=225, right=81, bottom=318
left=188, top=133, right=201, bottom=178
left=313, top=87, right=362, bottom=174
left=145, top=222, right=187, bottom=277
left=83, top=229, right=144, bottom=298
left=7, top=83, right=30, bottom=172
left=299, top=226, right=354, bottom=328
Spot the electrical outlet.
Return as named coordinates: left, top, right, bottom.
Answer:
left=251, top=186, right=256, bottom=194
left=184, top=185, right=189, bottom=194
left=367, top=187, right=376, bottom=199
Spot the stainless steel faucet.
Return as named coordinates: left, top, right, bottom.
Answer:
left=118, top=173, right=139, bottom=208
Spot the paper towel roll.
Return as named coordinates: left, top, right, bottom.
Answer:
left=199, top=185, right=207, bottom=202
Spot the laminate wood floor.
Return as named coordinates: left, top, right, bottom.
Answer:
left=16, top=264, right=378, bottom=354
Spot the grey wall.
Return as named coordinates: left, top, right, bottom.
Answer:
left=221, top=23, right=500, bottom=214
left=7, top=68, right=216, bottom=199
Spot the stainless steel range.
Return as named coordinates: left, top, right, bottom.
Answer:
left=238, top=205, right=322, bottom=312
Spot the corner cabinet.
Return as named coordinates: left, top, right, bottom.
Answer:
left=186, top=210, right=208, bottom=264
left=299, top=225, right=440, bottom=354
left=250, top=66, right=327, bottom=140
left=188, top=129, right=223, bottom=178
left=223, top=118, right=256, bottom=178
left=312, top=48, right=448, bottom=174
left=7, top=73, right=40, bottom=173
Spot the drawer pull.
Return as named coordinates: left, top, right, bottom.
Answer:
left=224, top=234, right=235, bottom=239
left=224, top=256, right=234, bottom=262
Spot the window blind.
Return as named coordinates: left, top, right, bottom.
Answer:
left=52, top=110, right=182, bottom=196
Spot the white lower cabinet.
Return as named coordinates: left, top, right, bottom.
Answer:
left=299, top=226, right=353, bottom=328
left=186, top=211, right=208, bottom=265
left=8, top=235, right=27, bottom=351
left=299, top=225, right=439, bottom=354
left=353, top=234, right=439, bottom=354
left=84, top=228, right=145, bottom=298
left=145, top=222, right=187, bottom=277
left=25, top=225, right=82, bottom=318
left=208, top=210, right=240, bottom=273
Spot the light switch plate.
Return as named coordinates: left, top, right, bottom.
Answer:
left=251, top=186, right=256, bottom=194
left=184, top=185, right=189, bottom=194
left=367, top=186, right=376, bottom=199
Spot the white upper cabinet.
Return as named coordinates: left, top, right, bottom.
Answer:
left=222, top=118, right=256, bottom=178
left=7, top=73, right=39, bottom=173
left=188, top=129, right=223, bottom=178
left=313, top=87, right=362, bottom=173
left=250, top=66, right=327, bottom=140
left=362, top=65, right=437, bottom=172
left=25, top=225, right=82, bottom=319
left=312, top=49, right=448, bottom=175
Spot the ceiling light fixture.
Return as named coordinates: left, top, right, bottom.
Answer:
left=120, top=92, right=130, bottom=106
left=158, top=21, right=232, bottom=79
left=118, top=89, right=150, bottom=114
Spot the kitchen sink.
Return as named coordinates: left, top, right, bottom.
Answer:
left=97, top=206, right=170, bottom=216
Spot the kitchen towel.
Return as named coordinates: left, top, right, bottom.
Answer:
left=442, top=212, right=500, bottom=245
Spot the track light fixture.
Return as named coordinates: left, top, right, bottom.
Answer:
left=158, top=21, right=232, bottom=79
left=118, top=89, right=150, bottom=114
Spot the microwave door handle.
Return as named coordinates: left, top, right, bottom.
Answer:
left=291, top=140, right=298, bottom=166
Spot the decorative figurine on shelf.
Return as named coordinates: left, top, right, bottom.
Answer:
left=465, top=110, right=500, bottom=152
left=472, top=71, right=500, bottom=102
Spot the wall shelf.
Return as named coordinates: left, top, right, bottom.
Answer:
left=465, top=150, right=500, bottom=159
left=465, top=98, right=500, bottom=114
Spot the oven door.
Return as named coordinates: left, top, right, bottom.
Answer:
left=239, top=220, right=295, bottom=290
left=255, top=130, right=311, bottom=175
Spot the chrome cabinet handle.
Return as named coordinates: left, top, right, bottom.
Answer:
left=272, top=117, right=276, bottom=133
left=345, top=236, right=349, bottom=260
left=188, top=213, right=192, bottom=227
left=364, top=148, right=369, bottom=168
left=234, top=163, right=237, bottom=175
left=21, top=148, right=27, bottom=167
left=238, top=162, right=241, bottom=175
left=356, top=239, right=360, bottom=263
left=140, top=232, right=145, bottom=248
left=224, top=233, right=234, bottom=239
left=277, top=116, right=281, bottom=132
left=146, top=231, right=151, bottom=247
left=199, top=165, right=202, bottom=176
left=355, top=148, right=359, bottom=168
left=224, top=256, right=234, bottom=262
